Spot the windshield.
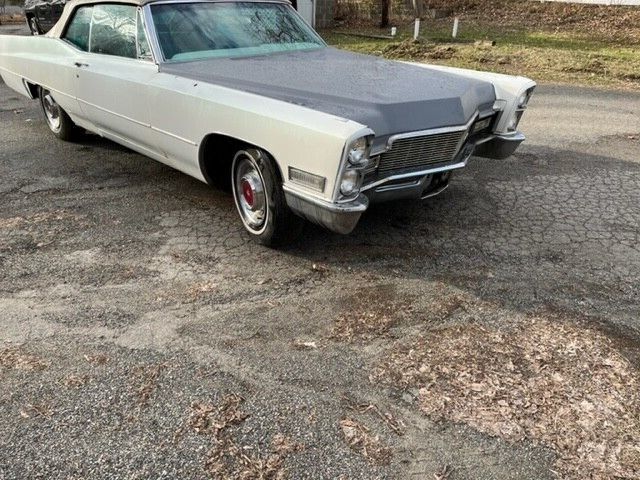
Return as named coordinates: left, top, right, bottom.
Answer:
left=150, top=1, right=326, bottom=61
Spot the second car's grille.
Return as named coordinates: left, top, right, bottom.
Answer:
left=378, top=130, right=466, bottom=173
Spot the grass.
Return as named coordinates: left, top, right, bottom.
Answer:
left=320, top=6, right=640, bottom=90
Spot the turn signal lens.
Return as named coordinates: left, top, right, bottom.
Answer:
left=472, top=117, right=492, bottom=134
left=288, top=167, right=326, bottom=192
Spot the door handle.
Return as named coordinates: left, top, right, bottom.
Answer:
left=74, top=62, right=89, bottom=68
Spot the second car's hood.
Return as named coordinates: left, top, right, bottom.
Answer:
left=159, top=47, right=496, bottom=137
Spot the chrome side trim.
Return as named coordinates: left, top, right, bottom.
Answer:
left=150, top=126, right=198, bottom=146
left=77, top=98, right=151, bottom=128
left=79, top=97, right=198, bottom=146
left=361, top=159, right=468, bottom=192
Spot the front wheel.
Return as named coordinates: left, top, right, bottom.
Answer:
left=231, top=148, right=303, bottom=247
left=38, top=87, right=79, bottom=141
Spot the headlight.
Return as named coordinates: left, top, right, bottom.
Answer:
left=517, top=91, right=529, bottom=108
left=508, top=87, right=534, bottom=131
left=339, top=169, right=361, bottom=196
left=347, top=136, right=371, bottom=166
left=336, top=133, right=373, bottom=199
left=517, top=87, right=534, bottom=108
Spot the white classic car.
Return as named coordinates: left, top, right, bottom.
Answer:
left=0, top=0, right=535, bottom=245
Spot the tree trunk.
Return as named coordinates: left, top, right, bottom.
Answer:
left=380, top=0, right=390, bottom=28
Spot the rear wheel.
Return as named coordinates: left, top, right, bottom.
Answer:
left=231, top=148, right=303, bottom=247
left=38, top=87, right=79, bottom=141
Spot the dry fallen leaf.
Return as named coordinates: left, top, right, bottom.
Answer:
left=340, top=418, right=392, bottom=465
left=183, top=395, right=300, bottom=479
left=0, top=347, right=48, bottom=371
left=372, top=316, right=640, bottom=479
left=294, top=340, right=318, bottom=350
left=434, top=464, right=453, bottom=480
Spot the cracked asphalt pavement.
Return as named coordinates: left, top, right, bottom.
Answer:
left=1, top=24, right=639, bottom=480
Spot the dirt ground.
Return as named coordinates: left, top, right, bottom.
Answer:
left=1, top=27, right=640, bottom=480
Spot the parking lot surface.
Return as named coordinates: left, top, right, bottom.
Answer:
left=1, top=25, right=639, bottom=480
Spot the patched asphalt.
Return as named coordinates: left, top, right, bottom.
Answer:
left=1, top=23, right=640, bottom=480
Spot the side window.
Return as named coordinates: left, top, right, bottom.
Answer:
left=136, top=9, right=152, bottom=61
left=63, top=5, right=93, bottom=51
left=90, top=4, right=137, bottom=59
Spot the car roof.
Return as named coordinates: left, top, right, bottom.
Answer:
left=47, top=0, right=290, bottom=38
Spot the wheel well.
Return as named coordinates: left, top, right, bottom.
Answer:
left=25, top=81, right=39, bottom=99
left=198, top=133, right=283, bottom=191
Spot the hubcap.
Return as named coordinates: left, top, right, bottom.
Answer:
left=233, top=153, right=267, bottom=233
left=41, top=90, right=61, bottom=132
left=241, top=178, right=255, bottom=208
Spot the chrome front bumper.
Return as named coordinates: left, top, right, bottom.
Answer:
left=474, top=132, right=525, bottom=159
left=283, top=186, right=368, bottom=235
left=283, top=131, right=525, bottom=235
left=283, top=164, right=453, bottom=235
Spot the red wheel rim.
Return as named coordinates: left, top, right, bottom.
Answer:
left=241, top=178, right=254, bottom=208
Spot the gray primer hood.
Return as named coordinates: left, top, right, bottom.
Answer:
left=159, top=47, right=496, bottom=137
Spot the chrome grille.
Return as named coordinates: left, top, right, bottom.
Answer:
left=378, top=130, right=466, bottom=173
